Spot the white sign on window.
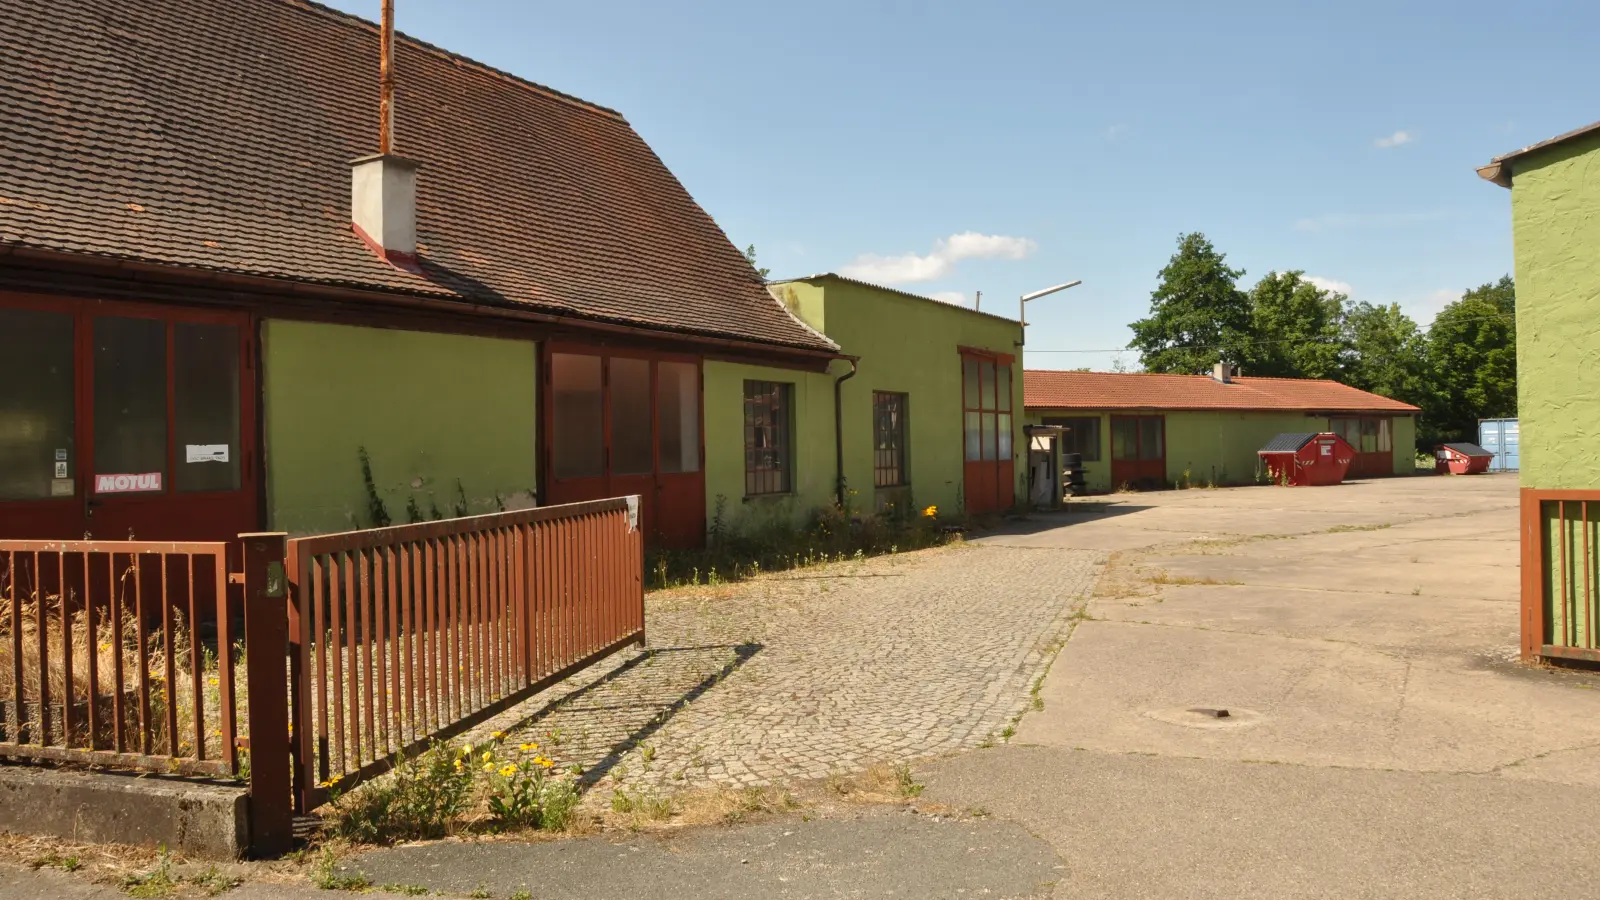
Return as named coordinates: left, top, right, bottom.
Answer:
left=185, top=444, right=230, bottom=464
left=96, top=473, right=163, bottom=493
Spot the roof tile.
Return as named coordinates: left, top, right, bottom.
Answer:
left=1025, top=370, right=1420, bottom=414
left=0, top=0, right=834, bottom=352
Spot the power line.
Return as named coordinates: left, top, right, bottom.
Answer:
left=1026, top=309, right=1515, bottom=355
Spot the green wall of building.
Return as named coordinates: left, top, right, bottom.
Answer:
left=703, top=277, right=1024, bottom=532
left=261, top=319, right=538, bottom=535
left=1027, top=408, right=1416, bottom=491
left=1507, top=131, right=1600, bottom=490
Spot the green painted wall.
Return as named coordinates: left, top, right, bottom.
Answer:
left=702, top=358, right=836, bottom=531
left=1026, top=408, right=1417, bottom=491
left=703, top=277, right=1024, bottom=532
left=262, top=320, right=538, bottom=535
left=1507, top=131, right=1600, bottom=489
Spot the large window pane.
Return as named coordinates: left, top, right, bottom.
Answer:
left=997, top=413, right=1012, bottom=460
left=980, top=412, right=997, bottom=461
left=174, top=322, right=241, bottom=493
left=1377, top=418, right=1393, bottom=453
left=1112, top=418, right=1138, bottom=461
left=996, top=365, right=1012, bottom=412
left=980, top=361, right=996, bottom=411
left=1360, top=418, right=1378, bottom=453
left=0, top=309, right=75, bottom=501
left=93, top=316, right=167, bottom=493
left=743, top=381, right=792, bottom=495
left=963, top=359, right=980, bottom=410
left=1139, top=417, right=1165, bottom=461
left=964, top=411, right=982, bottom=462
left=1044, top=416, right=1101, bottom=461
left=610, top=357, right=653, bottom=476
left=873, top=391, right=908, bottom=487
left=658, top=361, right=699, bottom=474
left=551, top=353, right=603, bottom=479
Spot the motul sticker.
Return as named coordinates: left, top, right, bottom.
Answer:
left=95, top=472, right=163, bottom=493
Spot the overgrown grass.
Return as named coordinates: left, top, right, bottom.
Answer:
left=645, top=495, right=957, bottom=590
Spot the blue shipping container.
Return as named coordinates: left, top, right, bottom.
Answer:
left=1478, top=418, right=1519, bottom=473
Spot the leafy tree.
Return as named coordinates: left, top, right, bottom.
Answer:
left=1129, top=233, right=1253, bottom=373
left=743, top=244, right=771, bottom=280
left=1425, top=277, right=1516, bottom=442
left=1245, top=271, right=1348, bottom=379
left=1344, top=301, right=1433, bottom=411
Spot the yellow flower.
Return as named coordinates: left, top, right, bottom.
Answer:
left=453, top=759, right=463, bottom=771
left=922, top=505, right=937, bottom=518
left=519, top=743, right=536, bottom=752
left=481, top=751, right=493, bottom=762
left=498, top=765, right=517, bottom=777
left=537, top=757, right=554, bottom=769
left=482, top=763, right=495, bottom=773
left=208, top=677, right=219, bottom=686
left=99, top=642, right=110, bottom=652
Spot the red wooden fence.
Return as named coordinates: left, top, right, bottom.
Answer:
left=0, top=496, right=645, bottom=855
left=1522, top=489, right=1600, bottom=664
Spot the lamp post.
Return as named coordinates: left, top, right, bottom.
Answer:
left=1019, top=280, right=1082, bottom=345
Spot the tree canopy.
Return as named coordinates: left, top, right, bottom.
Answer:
left=1125, top=233, right=1516, bottom=448
left=1129, top=233, right=1253, bottom=374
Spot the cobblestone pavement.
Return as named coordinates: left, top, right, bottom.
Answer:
left=478, top=541, right=1103, bottom=791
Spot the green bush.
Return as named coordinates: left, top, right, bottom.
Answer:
left=325, top=741, right=473, bottom=843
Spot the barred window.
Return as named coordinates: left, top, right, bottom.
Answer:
left=873, top=392, right=909, bottom=487
left=744, top=381, right=792, bottom=495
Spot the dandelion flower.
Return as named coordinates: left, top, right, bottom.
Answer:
left=519, top=743, right=536, bottom=752
left=208, top=677, right=219, bottom=686
left=491, top=731, right=506, bottom=740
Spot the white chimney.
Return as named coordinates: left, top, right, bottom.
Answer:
left=351, top=154, right=419, bottom=265
left=1212, top=361, right=1232, bottom=384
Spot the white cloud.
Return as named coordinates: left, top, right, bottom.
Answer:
left=928, top=291, right=971, bottom=307
left=1374, top=130, right=1415, bottom=148
left=839, top=232, right=1037, bottom=284
left=1304, top=275, right=1353, bottom=296
left=1293, top=210, right=1450, bottom=232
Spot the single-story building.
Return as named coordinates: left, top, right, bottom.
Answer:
left=0, top=0, right=1022, bottom=548
left=1477, top=120, right=1600, bottom=662
left=747, top=275, right=1024, bottom=524
left=1024, top=365, right=1420, bottom=491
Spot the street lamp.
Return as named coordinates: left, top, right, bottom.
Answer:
left=1019, top=280, right=1082, bottom=345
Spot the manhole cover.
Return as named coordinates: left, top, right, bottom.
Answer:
left=1144, top=705, right=1264, bottom=729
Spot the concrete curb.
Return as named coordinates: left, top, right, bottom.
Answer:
left=0, top=763, right=248, bottom=859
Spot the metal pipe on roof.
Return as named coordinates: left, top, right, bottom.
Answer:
left=379, top=0, right=395, bottom=154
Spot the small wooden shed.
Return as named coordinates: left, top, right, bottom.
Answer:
left=1259, top=432, right=1355, bottom=486
left=1435, top=442, right=1494, bottom=475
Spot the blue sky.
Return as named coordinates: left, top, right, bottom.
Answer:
left=323, top=0, right=1597, bottom=370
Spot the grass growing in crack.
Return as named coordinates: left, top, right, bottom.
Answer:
left=121, top=847, right=178, bottom=898
left=893, top=763, right=925, bottom=798
left=311, top=847, right=371, bottom=892
left=1324, top=522, right=1393, bottom=534
left=29, top=852, right=81, bottom=872
left=188, top=866, right=244, bottom=897
left=510, top=891, right=534, bottom=900
left=1147, top=571, right=1244, bottom=586
left=378, top=885, right=431, bottom=897
left=469, top=885, right=491, bottom=899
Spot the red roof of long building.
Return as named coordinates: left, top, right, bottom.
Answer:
left=1024, top=370, right=1420, bottom=413
left=0, top=0, right=835, bottom=353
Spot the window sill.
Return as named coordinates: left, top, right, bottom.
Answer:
left=742, top=492, right=794, bottom=502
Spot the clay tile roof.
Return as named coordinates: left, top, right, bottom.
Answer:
left=1024, top=371, right=1420, bottom=414
left=0, top=0, right=835, bottom=353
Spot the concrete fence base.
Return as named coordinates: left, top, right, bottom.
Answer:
left=0, top=763, right=249, bottom=859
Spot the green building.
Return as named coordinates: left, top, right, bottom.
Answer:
left=1024, top=368, right=1419, bottom=491
left=710, top=275, right=1024, bottom=531
left=0, top=0, right=1025, bottom=548
left=1478, top=121, right=1600, bottom=663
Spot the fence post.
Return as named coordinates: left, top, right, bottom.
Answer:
left=240, top=532, right=293, bottom=856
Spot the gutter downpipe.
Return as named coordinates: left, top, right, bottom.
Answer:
left=833, top=358, right=859, bottom=508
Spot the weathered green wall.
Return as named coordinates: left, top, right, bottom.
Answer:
left=703, top=278, right=1025, bottom=533
left=1025, top=408, right=1417, bottom=490
left=262, top=320, right=538, bottom=535
left=1508, top=131, right=1600, bottom=489
left=813, top=278, right=1023, bottom=516
left=701, top=358, right=837, bottom=531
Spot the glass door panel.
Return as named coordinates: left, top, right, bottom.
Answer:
left=92, top=316, right=168, bottom=495
left=550, top=353, right=603, bottom=480
left=174, top=322, right=241, bottom=493
left=657, top=361, right=699, bottom=474
left=0, top=309, right=75, bottom=501
left=609, top=357, right=653, bottom=476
